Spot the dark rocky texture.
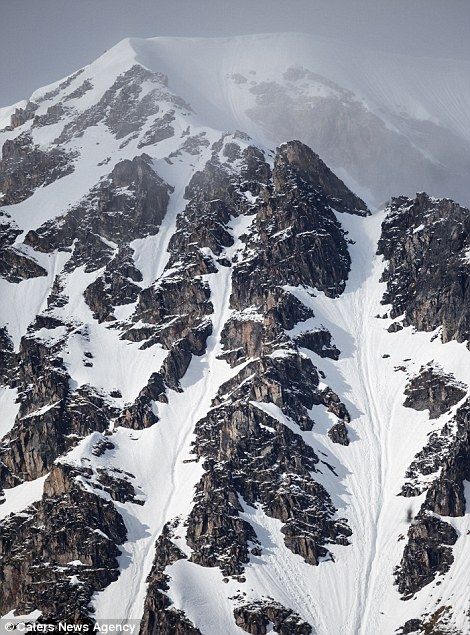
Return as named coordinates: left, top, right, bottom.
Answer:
left=24, top=154, right=172, bottom=271
left=55, top=65, right=189, bottom=145
left=378, top=193, right=470, bottom=346
left=83, top=246, right=143, bottom=322
left=0, top=132, right=75, bottom=205
left=0, top=463, right=126, bottom=623
left=0, top=214, right=47, bottom=282
left=404, top=364, right=467, bottom=419
left=0, top=329, right=117, bottom=488
left=394, top=512, right=458, bottom=597
left=234, top=600, right=312, bottom=634
left=401, top=399, right=470, bottom=513
left=182, top=141, right=359, bottom=578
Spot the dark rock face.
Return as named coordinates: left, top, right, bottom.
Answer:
left=404, top=364, right=467, bottom=419
left=0, top=326, right=117, bottom=489
left=401, top=399, right=470, bottom=514
left=273, top=141, right=368, bottom=216
left=378, top=193, right=470, bottom=346
left=0, top=214, right=47, bottom=282
left=394, top=512, right=458, bottom=597
left=83, top=246, right=143, bottom=322
left=0, top=133, right=75, bottom=205
left=135, top=138, right=364, bottom=630
left=24, top=154, right=172, bottom=269
left=398, top=606, right=461, bottom=635
left=9, top=101, right=39, bottom=129
left=180, top=141, right=359, bottom=579
left=234, top=600, right=312, bottom=634
left=397, top=398, right=469, bottom=602
left=0, top=463, right=127, bottom=623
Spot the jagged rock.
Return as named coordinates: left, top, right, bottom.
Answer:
left=234, top=600, right=312, bottom=634
left=24, top=154, right=172, bottom=270
left=399, top=618, right=423, bottom=634
left=0, top=245, right=47, bottom=282
left=55, top=65, right=188, bottom=144
left=395, top=512, right=458, bottom=596
left=140, top=521, right=201, bottom=635
left=295, top=328, right=340, bottom=359
left=0, top=133, right=75, bottom=205
left=189, top=395, right=351, bottom=573
left=401, top=399, right=470, bottom=515
left=403, top=364, right=466, bottom=419
left=273, top=140, right=368, bottom=216
left=378, top=193, right=470, bottom=346
left=0, top=327, right=14, bottom=381
left=37, top=68, right=84, bottom=103
left=0, top=332, right=117, bottom=487
left=9, top=101, right=38, bottom=128
left=84, top=246, right=142, bottom=321
left=0, top=463, right=126, bottom=622
left=328, top=421, right=350, bottom=445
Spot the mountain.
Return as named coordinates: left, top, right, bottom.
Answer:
left=0, top=34, right=469, bottom=635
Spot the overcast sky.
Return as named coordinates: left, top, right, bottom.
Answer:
left=2, top=0, right=470, bottom=107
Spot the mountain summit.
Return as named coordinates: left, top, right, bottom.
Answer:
left=0, top=34, right=469, bottom=635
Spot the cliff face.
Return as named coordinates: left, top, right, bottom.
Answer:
left=0, top=42, right=469, bottom=635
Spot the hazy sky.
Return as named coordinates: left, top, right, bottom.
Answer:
left=2, top=0, right=470, bottom=107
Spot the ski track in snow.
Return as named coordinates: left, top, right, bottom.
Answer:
left=92, top=213, right=250, bottom=622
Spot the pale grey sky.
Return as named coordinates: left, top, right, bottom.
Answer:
left=2, top=0, right=470, bottom=107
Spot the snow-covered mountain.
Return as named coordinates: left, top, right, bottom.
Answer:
left=0, top=34, right=469, bottom=635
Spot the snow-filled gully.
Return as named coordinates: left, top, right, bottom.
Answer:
left=93, top=208, right=469, bottom=633
left=92, top=213, right=250, bottom=622
left=298, top=211, right=470, bottom=634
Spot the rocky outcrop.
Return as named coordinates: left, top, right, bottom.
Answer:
left=404, top=364, right=467, bottom=419
left=378, top=193, right=470, bottom=346
left=0, top=329, right=117, bottom=488
left=0, top=214, right=47, bottom=282
left=401, top=399, right=470, bottom=511
left=234, top=600, right=312, bottom=635
left=394, top=512, right=457, bottom=597
left=0, top=133, right=75, bottom=205
left=24, top=154, right=172, bottom=271
left=55, top=65, right=189, bottom=145
left=83, top=246, right=142, bottom=322
left=0, top=463, right=127, bottom=623
left=182, top=141, right=359, bottom=578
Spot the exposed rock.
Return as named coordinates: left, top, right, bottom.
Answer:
left=401, top=399, right=470, bottom=514
left=378, top=193, right=470, bottom=346
left=9, top=101, right=38, bottom=129
left=0, top=332, right=117, bottom=488
left=140, top=521, right=201, bottom=635
left=403, top=364, right=466, bottom=419
left=24, top=155, right=172, bottom=269
left=55, top=65, right=188, bottom=144
left=234, top=599, right=312, bottom=634
left=0, top=463, right=126, bottom=622
left=395, top=512, right=458, bottom=597
left=0, top=133, right=75, bottom=205
left=83, top=246, right=142, bottom=322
